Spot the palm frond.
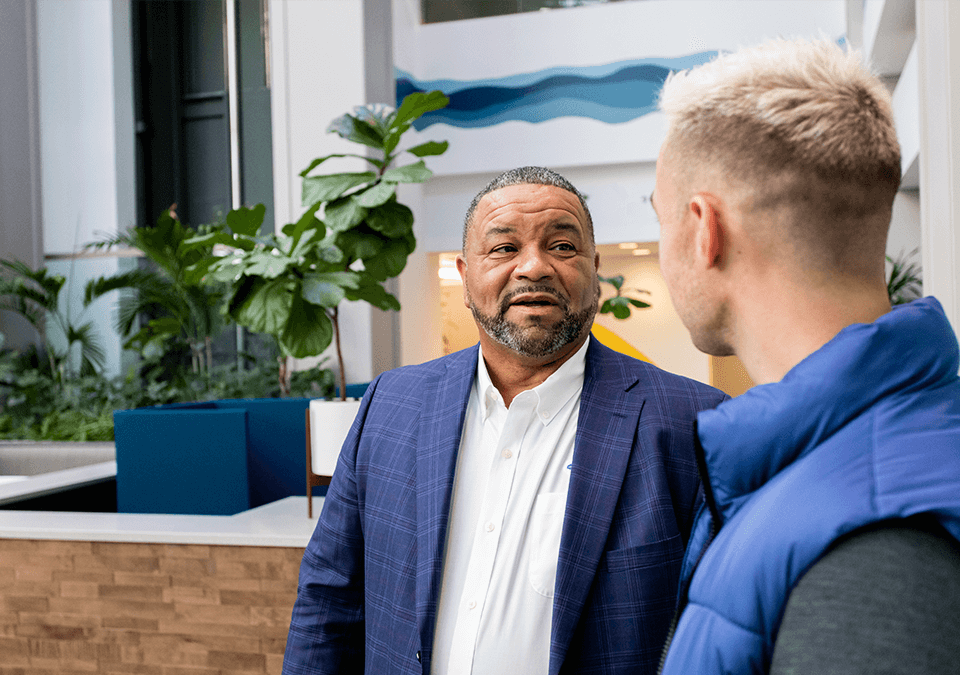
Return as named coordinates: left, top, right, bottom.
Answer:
left=67, top=322, right=106, bottom=374
left=886, top=249, right=922, bottom=306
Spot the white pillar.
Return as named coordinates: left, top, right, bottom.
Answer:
left=916, top=0, right=960, bottom=331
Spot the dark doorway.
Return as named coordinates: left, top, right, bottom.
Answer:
left=131, top=0, right=276, bottom=367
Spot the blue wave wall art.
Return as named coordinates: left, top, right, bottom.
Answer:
left=396, top=51, right=719, bottom=130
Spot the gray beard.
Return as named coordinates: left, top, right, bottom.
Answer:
left=468, top=284, right=597, bottom=358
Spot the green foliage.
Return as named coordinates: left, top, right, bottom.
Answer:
left=85, top=208, right=229, bottom=375
left=0, top=345, right=335, bottom=441
left=0, top=258, right=105, bottom=381
left=886, top=249, right=922, bottom=306
left=598, top=274, right=652, bottom=320
left=191, top=92, right=449, bottom=397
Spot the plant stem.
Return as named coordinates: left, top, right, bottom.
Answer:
left=331, top=307, right=346, bottom=401
left=278, top=355, right=291, bottom=397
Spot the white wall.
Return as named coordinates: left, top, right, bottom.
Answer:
left=269, top=0, right=376, bottom=385
left=38, top=0, right=130, bottom=253
left=404, top=0, right=845, bottom=176
left=36, top=0, right=135, bottom=377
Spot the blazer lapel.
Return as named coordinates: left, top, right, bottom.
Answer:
left=550, top=338, right=644, bottom=673
left=416, top=346, right=478, bottom=666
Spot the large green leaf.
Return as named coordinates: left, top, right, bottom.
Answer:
left=182, top=257, right=214, bottom=288
left=406, top=140, right=449, bottom=158
left=390, top=90, right=450, bottom=130
left=229, top=277, right=293, bottom=336
left=363, top=239, right=411, bottom=281
left=335, top=229, right=384, bottom=262
left=288, top=203, right=323, bottom=249
left=208, top=255, right=251, bottom=284
left=302, top=271, right=362, bottom=307
left=327, top=113, right=385, bottom=150
left=244, top=250, right=291, bottom=279
left=601, top=297, right=632, bottom=320
left=299, top=153, right=383, bottom=177
left=381, top=160, right=432, bottom=184
left=324, top=196, right=368, bottom=233
left=366, top=201, right=414, bottom=239
left=355, top=181, right=396, bottom=208
left=280, top=294, right=333, bottom=358
left=288, top=229, right=326, bottom=261
left=302, top=172, right=376, bottom=206
left=344, top=276, right=401, bottom=312
left=226, top=204, right=266, bottom=237
left=599, top=274, right=624, bottom=291
left=180, top=231, right=235, bottom=254
left=382, top=123, right=410, bottom=158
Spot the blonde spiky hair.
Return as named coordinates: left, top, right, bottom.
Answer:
left=659, top=38, right=899, bottom=187
left=658, top=38, right=901, bottom=270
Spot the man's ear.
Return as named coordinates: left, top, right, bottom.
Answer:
left=456, top=254, right=470, bottom=308
left=689, top=194, right=724, bottom=269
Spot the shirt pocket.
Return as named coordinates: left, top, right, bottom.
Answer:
left=528, top=492, right=567, bottom=598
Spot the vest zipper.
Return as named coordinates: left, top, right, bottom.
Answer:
left=656, top=420, right=723, bottom=675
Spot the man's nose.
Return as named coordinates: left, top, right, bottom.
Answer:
left=514, top=247, right=553, bottom=280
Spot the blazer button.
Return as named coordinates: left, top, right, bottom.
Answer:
left=416, top=650, right=422, bottom=664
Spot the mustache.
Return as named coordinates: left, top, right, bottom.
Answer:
left=499, top=285, right=568, bottom=313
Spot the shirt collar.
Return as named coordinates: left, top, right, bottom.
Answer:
left=476, top=338, right=589, bottom=425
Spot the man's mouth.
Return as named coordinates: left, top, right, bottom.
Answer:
left=510, top=295, right=559, bottom=307
left=499, top=286, right=568, bottom=315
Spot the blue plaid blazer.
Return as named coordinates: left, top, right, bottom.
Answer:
left=283, top=337, right=726, bottom=675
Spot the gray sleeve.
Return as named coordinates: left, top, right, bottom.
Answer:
left=770, top=519, right=960, bottom=675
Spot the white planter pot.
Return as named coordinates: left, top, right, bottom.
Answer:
left=308, top=399, right=362, bottom=477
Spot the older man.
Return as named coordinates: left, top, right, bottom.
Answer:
left=283, top=166, right=725, bottom=675
left=652, top=39, right=960, bottom=674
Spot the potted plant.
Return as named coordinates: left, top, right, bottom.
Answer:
left=160, top=92, right=449, bottom=507
left=187, top=90, right=449, bottom=398
left=598, top=273, right=651, bottom=318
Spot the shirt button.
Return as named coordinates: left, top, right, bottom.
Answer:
left=468, top=600, right=477, bottom=610
left=541, top=411, right=549, bottom=419
left=501, top=448, right=513, bottom=459
left=485, top=522, right=495, bottom=532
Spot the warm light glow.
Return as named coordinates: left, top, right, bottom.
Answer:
left=632, top=248, right=652, bottom=256
left=618, top=242, right=639, bottom=250
left=438, top=266, right=461, bottom=281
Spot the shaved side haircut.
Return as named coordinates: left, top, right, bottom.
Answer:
left=658, top=38, right=901, bottom=273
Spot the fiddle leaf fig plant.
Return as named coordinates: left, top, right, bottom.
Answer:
left=598, top=274, right=652, bottom=319
left=187, top=91, right=449, bottom=397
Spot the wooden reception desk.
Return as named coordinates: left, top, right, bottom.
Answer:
left=0, top=496, right=323, bottom=674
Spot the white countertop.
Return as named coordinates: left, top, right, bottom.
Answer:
left=0, top=461, right=117, bottom=506
left=0, top=495, right=325, bottom=547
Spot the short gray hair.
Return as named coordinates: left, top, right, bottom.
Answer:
left=462, top=166, right=594, bottom=250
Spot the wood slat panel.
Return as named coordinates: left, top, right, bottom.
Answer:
left=0, top=539, right=304, bottom=673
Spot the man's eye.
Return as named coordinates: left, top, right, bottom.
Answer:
left=553, top=243, right=576, bottom=252
left=492, top=244, right=517, bottom=253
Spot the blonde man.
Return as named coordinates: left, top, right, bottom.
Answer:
left=652, top=38, right=960, bottom=674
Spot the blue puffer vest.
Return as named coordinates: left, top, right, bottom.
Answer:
left=659, top=297, right=960, bottom=675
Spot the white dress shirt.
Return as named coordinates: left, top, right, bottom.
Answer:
left=431, top=339, right=588, bottom=675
